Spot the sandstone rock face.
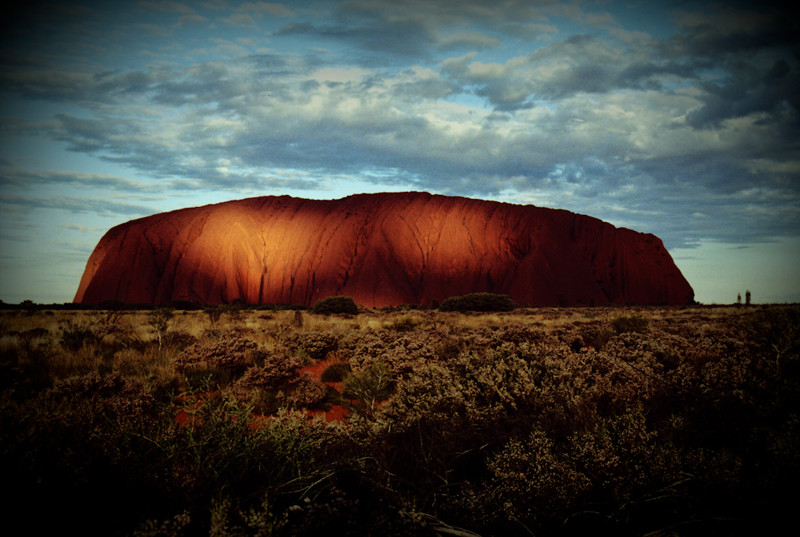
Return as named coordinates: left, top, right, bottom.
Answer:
left=74, top=192, right=694, bottom=307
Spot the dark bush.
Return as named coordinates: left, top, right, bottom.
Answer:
left=386, top=315, right=421, bottom=331
left=742, top=305, right=800, bottom=372
left=282, top=375, right=327, bottom=409
left=168, top=299, right=203, bottom=310
left=59, top=320, right=101, bottom=351
left=573, top=324, right=615, bottom=351
left=161, top=330, right=197, bottom=350
left=312, top=296, right=359, bottom=315
left=283, top=331, right=339, bottom=360
left=234, top=353, right=304, bottom=392
left=611, top=314, right=649, bottom=334
left=96, top=299, right=128, bottom=310
left=174, top=337, right=261, bottom=385
left=343, top=362, right=394, bottom=416
left=439, top=292, right=517, bottom=312
left=320, top=362, right=351, bottom=382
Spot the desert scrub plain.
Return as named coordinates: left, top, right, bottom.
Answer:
left=1, top=303, right=798, bottom=537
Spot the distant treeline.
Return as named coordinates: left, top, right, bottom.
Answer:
left=2, top=293, right=777, bottom=312
left=0, top=299, right=308, bottom=312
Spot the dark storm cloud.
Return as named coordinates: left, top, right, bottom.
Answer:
left=276, top=0, right=566, bottom=63
left=684, top=59, right=800, bottom=128
left=659, top=11, right=800, bottom=127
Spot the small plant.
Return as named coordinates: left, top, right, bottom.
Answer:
left=222, top=303, right=244, bottom=323
left=204, top=307, right=222, bottom=328
left=233, top=353, right=303, bottom=392
left=312, top=296, right=359, bottom=315
left=320, top=362, right=351, bottom=382
left=573, top=324, right=615, bottom=351
left=175, top=337, right=261, bottom=379
left=59, top=320, right=101, bottom=351
left=611, top=314, right=649, bottom=334
left=343, top=362, right=394, bottom=417
left=148, top=308, right=174, bottom=350
left=283, top=331, right=339, bottom=360
left=439, top=292, right=517, bottom=312
left=742, top=305, right=800, bottom=373
left=167, top=299, right=202, bottom=310
left=386, top=315, right=421, bottom=332
left=281, top=375, right=327, bottom=409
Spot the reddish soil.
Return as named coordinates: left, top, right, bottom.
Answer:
left=299, top=360, right=345, bottom=392
left=305, top=404, right=349, bottom=423
left=174, top=361, right=352, bottom=426
left=300, top=359, right=351, bottom=422
left=174, top=391, right=220, bottom=426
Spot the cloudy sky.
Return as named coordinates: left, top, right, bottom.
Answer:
left=1, top=0, right=798, bottom=305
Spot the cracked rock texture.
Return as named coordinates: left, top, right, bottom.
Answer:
left=74, top=192, right=694, bottom=307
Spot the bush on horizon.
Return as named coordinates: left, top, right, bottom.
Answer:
left=439, top=292, right=517, bottom=312
left=311, top=296, right=359, bottom=315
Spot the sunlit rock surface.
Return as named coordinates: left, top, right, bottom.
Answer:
left=74, top=192, right=694, bottom=307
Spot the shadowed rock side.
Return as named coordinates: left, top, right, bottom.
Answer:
left=74, top=192, right=694, bottom=307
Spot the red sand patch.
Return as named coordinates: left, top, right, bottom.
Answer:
left=306, top=404, right=349, bottom=422
left=174, top=391, right=219, bottom=426
left=300, top=359, right=351, bottom=422
left=299, top=359, right=346, bottom=387
left=174, top=361, right=352, bottom=426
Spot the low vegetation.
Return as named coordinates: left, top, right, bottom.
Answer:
left=311, top=296, right=359, bottom=315
left=1, top=304, right=798, bottom=536
left=439, top=292, right=517, bottom=312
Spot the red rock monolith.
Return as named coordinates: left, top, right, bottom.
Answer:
left=74, top=192, right=694, bottom=307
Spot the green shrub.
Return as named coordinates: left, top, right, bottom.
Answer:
left=611, top=314, right=649, bottom=334
left=147, top=308, right=173, bottom=350
left=490, top=428, right=590, bottom=520
left=572, top=324, right=615, bottom=351
left=312, top=296, right=359, bottom=315
left=204, top=307, right=223, bottom=327
left=283, top=331, right=339, bottom=360
left=59, top=320, right=101, bottom=351
left=439, top=292, right=517, bottom=312
left=174, top=337, right=262, bottom=389
left=385, top=315, right=421, bottom=331
left=320, top=362, right=351, bottom=382
left=233, top=353, right=303, bottom=392
left=742, top=305, right=800, bottom=372
left=167, top=299, right=202, bottom=310
left=343, top=362, right=394, bottom=416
